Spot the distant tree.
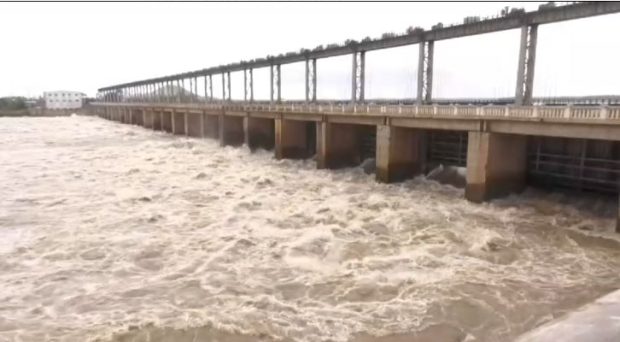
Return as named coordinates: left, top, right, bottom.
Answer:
left=0, top=97, right=27, bottom=110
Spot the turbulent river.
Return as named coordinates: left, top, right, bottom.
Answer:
left=1, top=116, right=619, bottom=342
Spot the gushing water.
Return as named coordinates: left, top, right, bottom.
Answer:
left=0, top=116, right=619, bottom=342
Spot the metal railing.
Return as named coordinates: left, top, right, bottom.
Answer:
left=95, top=101, right=620, bottom=123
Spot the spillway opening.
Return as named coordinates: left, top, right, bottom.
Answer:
left=246, top=117, right=276, bottom=151
left=423, top=130, right=468, bottom=188
left=426, top=130, right=468, bottom=169
left=132, top=109, right=144, bottom=126
left=152, top=111, right=162, bottom=131
left=323, top=122, right=375, bottom=169
left=203, top=114, right=219, bottom=140
left=162, top=111, right=173, bottom=133
left=172, top=111, right=186, bottom=135
left=527, top=136, right=620, bottom=196
left=185, top=112, right=202, bottom=137
left=221, top=116, right=244, bottom=146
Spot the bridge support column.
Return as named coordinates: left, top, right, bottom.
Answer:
left=417, top=40, right=434, bottom=104
left=203, top=114, right=220, bottom=140
left=162, top=111, right=173, bottom=133
left=152, top=110, right=162, bottom=131
left=245, top=117, right=275, bottom=151
left=172, top=110, right=186, bottom=135
left=515, top=25, right=538, bottom=106
left=376, top=125, right=427, bottom=183
left=275, top=119, right=314, bottom=159
left=186, top=112, right=204, bottom=137
left=317, top=122, right=362, bottom=169
left=219, top=115, right=244, bottom=147
left=465, top=132, right=527, bottom=202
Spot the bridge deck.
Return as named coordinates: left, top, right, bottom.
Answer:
left=94, top=102, right=620, bottom=141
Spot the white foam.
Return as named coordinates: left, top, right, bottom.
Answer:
left=0, top=116, right=618, bottom=342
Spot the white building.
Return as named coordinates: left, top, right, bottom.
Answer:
left=44, top=91, right=86, bottom=109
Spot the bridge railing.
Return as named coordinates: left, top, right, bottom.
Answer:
left=96, top=102, right=620, bottom=123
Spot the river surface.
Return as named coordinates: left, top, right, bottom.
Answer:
left=0, top=116, right=619, bottom=342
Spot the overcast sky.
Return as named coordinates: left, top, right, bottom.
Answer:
left=1, top=2, right=619, bottom=99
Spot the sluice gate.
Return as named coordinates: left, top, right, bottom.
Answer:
left=528, top=137, right=620, bottom=195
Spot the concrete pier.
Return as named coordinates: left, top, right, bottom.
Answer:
left=204, top=114, right=219, bottom=140
left=465, top=132, right=527, bottom=202
left=162, top=111, right=173, bottom=133
left=152, top=110, right=162, bottom=131
left=376, top=125, right=427, bottom=183
left=186, top=112, right=204, bottom=137
left=317, top=122, right=363, bottom=169
left=95, top=101, right=620, bottom=232
left=245, top=117, right=275, bottom=151
left=172, top=110, right=186, bottom=135
left=219, top=115, right=244, bottom=147
left=275, top=119, right=314, bottom=159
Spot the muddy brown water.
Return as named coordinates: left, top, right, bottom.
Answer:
left=0, top=116, right=619, bottom=342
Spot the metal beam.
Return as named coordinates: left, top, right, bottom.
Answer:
left=244, top=68, right=248, bottom=101
left=250, top=68, right=254, bottom=102
left=417, top=40, right=434, bottom=104
left=351, top=51, right=365, bottom=103
left=227, top=71, right=231, bottom=101
left=99, top=2, right=620, bottom=92
left=515, top=24, right=538, bottom=105
left=209, top=75, right=213, bottom=101
left=221, top=73, right=226, bottom=102
left=270, top=64, right=281, bottom=103
left=305, top=59, right=310, bottom=103
left=312, top=58, right=317, bottom=102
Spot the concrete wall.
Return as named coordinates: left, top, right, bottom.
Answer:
left=376, top=125, right=427, bottom=183
left=245, top=117, right=275, bottom=151
left=466, top=132, right=528, bottom=202
left=317, top=122, right=364, bottom=169
left=275, top=119, right=313, bottom=159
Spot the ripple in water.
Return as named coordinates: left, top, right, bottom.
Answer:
left=0, top=116, right=619, bottom=342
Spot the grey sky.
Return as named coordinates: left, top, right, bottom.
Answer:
left=1, top=2, right=619, bottom=99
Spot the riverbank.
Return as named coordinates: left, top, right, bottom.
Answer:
left=515, top=289, right=620, bottom=342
